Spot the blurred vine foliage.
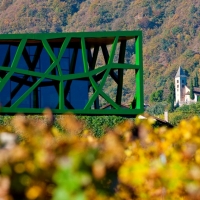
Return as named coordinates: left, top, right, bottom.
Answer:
left=1, top=110, right=200, bottom=199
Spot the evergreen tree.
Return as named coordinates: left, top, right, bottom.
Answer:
left=150, top=90, right=163, bottom=103
left=168, top=82, right=175, bottom=112
left=190, top=79, right=194, bottom=100
left=194, top=72, right=199, bottom=87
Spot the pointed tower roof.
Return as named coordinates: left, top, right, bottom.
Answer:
left=175, top=66, right=186, bottom=77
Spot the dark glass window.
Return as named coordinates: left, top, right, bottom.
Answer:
left=0, top=43, right=89, bottom=110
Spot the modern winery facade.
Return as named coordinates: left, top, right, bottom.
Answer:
left=0, top=31, right=143, bottom=115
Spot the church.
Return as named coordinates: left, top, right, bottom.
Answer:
left=175, top=66, right=200, bottom=106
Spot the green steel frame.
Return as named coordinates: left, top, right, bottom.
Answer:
left=0, top=31, right=144, bottom=115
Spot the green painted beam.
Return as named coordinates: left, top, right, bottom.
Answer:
left=135, top=33, right=144, bottom=110
left=0, top=107, right=142, bottom=115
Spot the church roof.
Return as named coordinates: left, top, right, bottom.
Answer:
left=175, top=66, right=186, bottom=77
left=185, top=87, right=200, bottom=95
left=194, top=87, right=200, bottom=94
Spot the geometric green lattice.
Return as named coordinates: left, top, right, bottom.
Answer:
left=0, top=31, right=144, bottom=115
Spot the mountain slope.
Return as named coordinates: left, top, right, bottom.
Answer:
left=0, top=0, right=199, bottom=104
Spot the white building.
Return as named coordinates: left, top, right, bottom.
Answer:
left=175, top=66, right=200, bottom=106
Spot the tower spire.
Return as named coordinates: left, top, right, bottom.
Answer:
left=175, top=66, right=186, bottom=77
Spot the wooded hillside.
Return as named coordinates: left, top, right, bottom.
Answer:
left=0, top=0, right=199, bottom=103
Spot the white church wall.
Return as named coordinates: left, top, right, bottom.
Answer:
left=195, top=94, right=198, bottom=102
left=175, top=77, right=187, bottom=104
left=174, top=66, right=199, bottom=106
left=175, top=77, right=181, bottom=103
left=185, top=94, right=190, bottom=104
left=184, top=94, right=197, bottom=105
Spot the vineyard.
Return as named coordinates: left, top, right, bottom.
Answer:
left=0, top=110, right=200, bottom=199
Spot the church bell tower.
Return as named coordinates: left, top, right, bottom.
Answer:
left=175, top=66, right=187, bottom=105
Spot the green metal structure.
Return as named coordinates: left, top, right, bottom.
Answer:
left=0, top=31, right=144, bottom=115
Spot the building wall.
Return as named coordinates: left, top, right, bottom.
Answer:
left=0, top=31, right=144, bottom=115
left=185, top=94, right=197, bottom=104
left=175, top=76, right=187, bottom=104
left=182, top=85, right=198, bottom=105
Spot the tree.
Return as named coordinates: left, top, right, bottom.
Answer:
left=150, top=90, right=163, bottom=103
left=190, top=5, right=197, bottom=14
left=168, top=82, right=175, bottom=112
left=194, top=72, right=199, bottom=87
left=190, top=79, right=194, bottom=100
left=146, top=102, right=165, bottom=115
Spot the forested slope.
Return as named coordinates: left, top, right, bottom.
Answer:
left=0, top=0, right=199, bottom=103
